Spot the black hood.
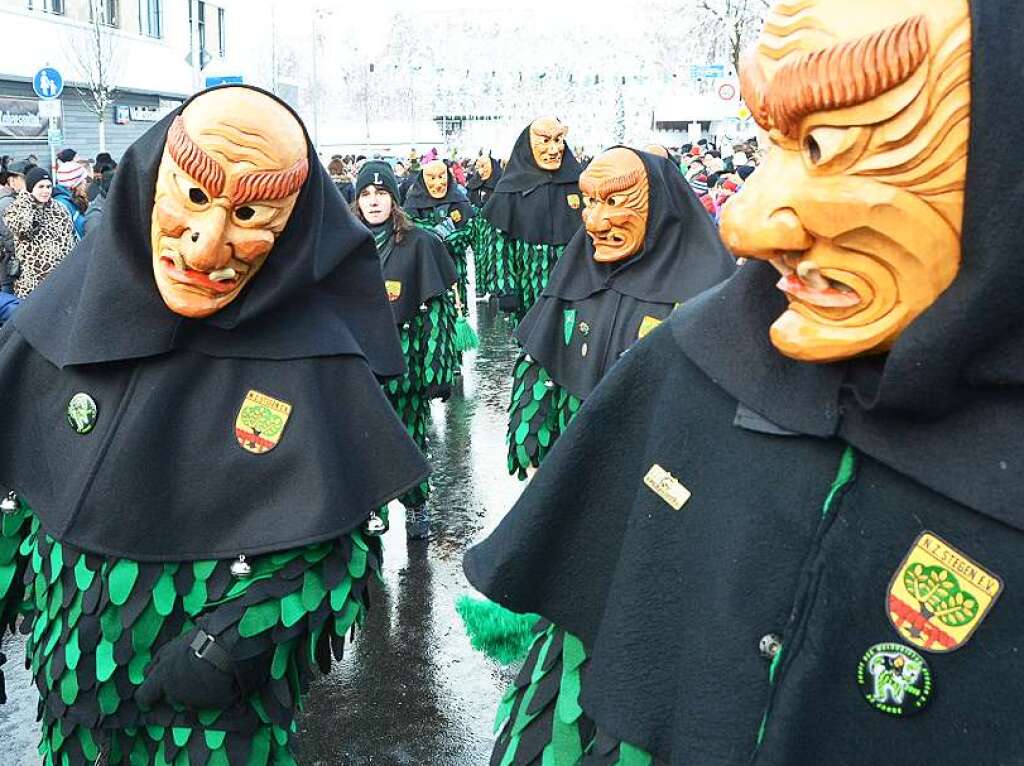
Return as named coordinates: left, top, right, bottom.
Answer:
left=14, top=85, right=404, bottom=378
left=380, top=226, right=457, bottom=325
left=673, top=0, right=1024, bottom=524
left=479, top=124, right=583, bottom=246
left=515, top=148, right=736, bottom=398
left=495, top=124, right=582, bottom=194
left=541, top=148, right=735, bottom=305
left=403, top=166, right=470, bottom=209
left=466, top=157, right=502, bottom=192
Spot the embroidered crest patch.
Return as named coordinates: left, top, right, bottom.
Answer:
left=856, top=642, right=933, bottom=717
left=385, top=280, right=403, bottom=302
left=638, top=315, right=662, bottom=339
left=450, top=209, right=462, bottom=224
left=67, top=393, right=98, bottom=435
left=567, top=194, right=581, bottom=210
left=888, top=532, right=1002, bottom=653
left=643, top=465, right=691, bottom=510
left=235, top=390, right=293, bottom=455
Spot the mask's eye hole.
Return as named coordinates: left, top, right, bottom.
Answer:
left=804, top=135, right=822, bottom=165
left=189, top=187, right=209, bottom=205
left=235, top=206, right=256, bottom=221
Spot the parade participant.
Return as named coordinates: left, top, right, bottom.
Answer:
left=466, top=155, right=503, bottom=296
left=403, top=159, right=479, bottom=351
left=505, top=146, right=734, bottom=479
left=465, top=1, right=1009, bottom=763
left=476, top=117, right=583, bottom=324
left=353, top=160, right=460, bottom=540
left=0, top=85, right=429, bottom=765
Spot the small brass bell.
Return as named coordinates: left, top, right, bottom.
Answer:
left=365, top=511, right=388, bottom=537
left=1, top=491, right=19, bottom=515
left=544, top=379, right=555, bottom=389
left=230, top=554, right=252, bottom=579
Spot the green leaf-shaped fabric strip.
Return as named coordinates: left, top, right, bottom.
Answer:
left=108, top=559, right=139, bottom=607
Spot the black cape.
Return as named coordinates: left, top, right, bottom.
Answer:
left=466, top=157, right=502, bottom=208
left=466, top=3, right=1024, bottom=762
left=480, top=124, right=583, bottom=246
left=378, top=225, right=457, bottom=325
left=0, top=85, right=430, bottom=562
left=515, top=149, right=736, bottom=398
left=403, top=168, right=475, bottom=230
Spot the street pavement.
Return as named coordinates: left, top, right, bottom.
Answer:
left=0, top=304, right=528, bottom=765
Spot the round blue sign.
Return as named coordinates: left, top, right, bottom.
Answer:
left=33, top=67, right=64, bottom=100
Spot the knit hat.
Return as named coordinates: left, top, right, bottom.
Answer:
left=737, top=165, right=756, bottom=181
left=56, top=160, right=87, bottom=189
left=25, top=167, right=51, bottom=192
left=57, top=148, right=77, bottom=163
left=355, top=160, right=400, bottom=202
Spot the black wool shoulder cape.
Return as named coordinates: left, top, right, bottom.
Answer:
left=0, top=86, right=430, bottom=562
left=479, top=124, right=583, bottom=246
left=380, top=226, right=457, bottom=325
left=514, top=148, right=735, bottom=399
left=466, top=5, right=1024, bottom=762
left=402, top=169, right=475, bottom=229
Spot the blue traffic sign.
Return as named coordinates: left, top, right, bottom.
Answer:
left=33, top=67, right=64, bottom=100
left=205, top=75, right=244, bottom=88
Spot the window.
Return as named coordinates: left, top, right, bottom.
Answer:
left=89, top=0, right=120, bottom=27
left=27, top=0, right=65, bottom=14
left=139, top=0, right=162, bottom=38
left=217, top=7, right=226, bottom=57
left=188, top=1, right=208, bottom=62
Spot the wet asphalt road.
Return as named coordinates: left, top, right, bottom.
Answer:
left=0, top=303, right=527, bottom=765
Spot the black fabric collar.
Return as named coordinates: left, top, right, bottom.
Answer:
left=13, top=85, right=404, bottom=377
left=402, top=167, right=470, bottom=209
left=467, top=158, right=502, bottom=191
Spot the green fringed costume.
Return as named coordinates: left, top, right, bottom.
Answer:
left=478, top=148, right=737, bottom=764
left=0, top=89, right=433, bottom=766
left=408, top=208, right=473, bottom=317
left=475, top=224, right=566, bottom=325
left=1, top=502, right=379, bottom=766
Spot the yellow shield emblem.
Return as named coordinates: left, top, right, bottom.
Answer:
left=235, top=390, right=293, bottom=455
left=567, top=194, right=581, bottom=210
left=888, top=532, right=1002, bottom=653
left=385, top=280, right=403, bottom=302
left=450, top=209, right=462, bottom=224
left=643, top=464, right=691, bottom=511
left=638, top=315, right=663, bottom=340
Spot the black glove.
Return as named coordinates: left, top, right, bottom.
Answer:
left=0, top=651, right=7, bottom=705
left=135, top=627, right=267, bottom=712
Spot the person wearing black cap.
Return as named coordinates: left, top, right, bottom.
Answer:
left=2, top=166, right=75, bottom=297
left=0, top=86, right=429, bottom=764
left=476, top=116, right=583, bottom=325
left=463, top=1, right=1019, bottom=763
left=353, top=159, right=459, bottom=540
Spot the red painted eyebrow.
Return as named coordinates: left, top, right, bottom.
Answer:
left=167, top=116, right=226, bottom=196
left=230, top=158, right=310, bottom=205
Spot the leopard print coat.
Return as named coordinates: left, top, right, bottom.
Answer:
left=2, top=191, right=76, bottom=298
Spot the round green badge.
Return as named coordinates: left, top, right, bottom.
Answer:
left=67, top=393, right=98, bottom=435
left=856, top=642, right=933, bottom=716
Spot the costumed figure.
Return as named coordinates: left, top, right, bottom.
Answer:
left=466, top=156, right=503, bottom=297
left=476, top=117, right=583, bottom=325
left=353, top=161, right=460, bottom=540
left=465, top=2, right=1016, bottom=764
left=0, top=86, right=430, bottom=765
left=505, top=147, right=735, bottom=479
left=403, top=160, right=479, bottom=353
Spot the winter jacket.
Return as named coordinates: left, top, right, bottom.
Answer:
left=82, top=193, right=106, bottom=238
left=2, top=191, right=76, bottom=298
left=0, top=188, right=16, bottom=293
left=0, top=291, right=18, bottom=325
left=52, top=184, right=85, bottom=239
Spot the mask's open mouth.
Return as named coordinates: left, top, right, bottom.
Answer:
left=161, top=256, right=240, bottom=295
left=771, top=254, right=860, bottom=309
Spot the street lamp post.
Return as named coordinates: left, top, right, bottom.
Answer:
left=310, top=7, right=333, bottom=152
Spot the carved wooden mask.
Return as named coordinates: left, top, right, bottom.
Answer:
left=529, top=116, right=569, bottom=171
left=720, top=0, right=971, bottom=362
left=422, top=160, right=449, bottom=200
left=580, top=148, right=650, bottom=263
left=475, top=155, right=492, bottom=181
left=151, top=88, right=309, bottom=319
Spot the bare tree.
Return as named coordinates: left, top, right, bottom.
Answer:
left=697, top=0, right=772, bottom=71
left=68, top=0, right=122, bottom=153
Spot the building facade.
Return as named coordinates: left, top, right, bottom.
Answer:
left=0, top=0, right=259, bottom=164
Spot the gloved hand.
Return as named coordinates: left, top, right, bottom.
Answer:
left=135, top=626, right=268, bottom=712
left=432, top=217, right=457, bottom=241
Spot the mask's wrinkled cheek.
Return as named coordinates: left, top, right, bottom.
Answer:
left=234, top=229, right=276, bottom=262
left=155, top=195, right=189, bottom=238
